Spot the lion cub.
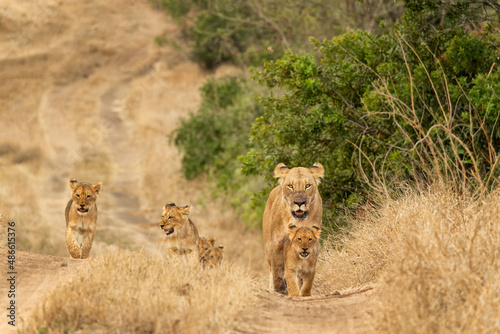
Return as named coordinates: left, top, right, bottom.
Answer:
left=283, top=224, right=321, bottom=297
left=201, top=247, right=225, bottom=268
left=198, top=237, right=215, bottom=261
left=160, top=202, right=199, bottom=261
left=65, top=179, right=102, bottom=259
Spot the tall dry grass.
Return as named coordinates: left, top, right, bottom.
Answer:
left=317, top=185, right=500, bottom=332
left=25, top=249, right=256, bottom=333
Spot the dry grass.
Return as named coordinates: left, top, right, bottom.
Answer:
left=25, top=249, right=256, bottom=333
left=317, top=185, right=500, bottom=332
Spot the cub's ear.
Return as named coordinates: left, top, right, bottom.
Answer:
left=274, top=163, right=289, bottom=181
left=164, top=202, right=176, bottom=209
left=69, top=179, right=79, bottom=190
left=217, top=246, right=225, bottom=253
left=178, top=204, right=191, bottom=216
left=207, top=237, right=216, bottom=247
left=92, top=182, right=102, bottom=195
left=311, top=225, right=322, bottom=239
left=309, top=162, right=324, bottom=182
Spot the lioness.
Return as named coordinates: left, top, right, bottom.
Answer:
left=284, top=224, right=321, bottom=297
left=262, top=162, right=324, bottom=294
left=160, top=202, right=199, bottom=261
left=65, top=178, right=102, bottom=259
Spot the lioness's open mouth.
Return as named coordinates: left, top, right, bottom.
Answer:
left=292, top=210, right=308, bottom=219
left=299, top=251, right=310, bottom=258
left=164, top=227, right=174, bottom=236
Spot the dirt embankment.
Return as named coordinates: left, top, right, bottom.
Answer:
left=0, top=1, right=374, bottom=333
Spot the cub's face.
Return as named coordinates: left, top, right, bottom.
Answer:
left=159, top=202, right=191, bottom=237
left=69, top=179, right=102, bottom=216
left=200, top=246, right=224, bottom=267
left=288, top=225, right=321, bottom=259
left=198, top=237, right=215, bottom=258
left=274, top=163, right=324, bottom=219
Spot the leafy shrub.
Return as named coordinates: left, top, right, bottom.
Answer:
left=153, top=0, right=403, bottom=69
left=241, top=0, right=500, bottom=222
left=172, top=77, right=266, bottom=225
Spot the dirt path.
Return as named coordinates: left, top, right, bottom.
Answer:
left=0, top=1, right=376, bottom=333
left=236, top=287, right=375, bottom=333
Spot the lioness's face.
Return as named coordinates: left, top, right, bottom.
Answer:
left=159, top=202, right=190, bottom=237
left=69, top=179, right=102, bottom=216
left=288, top=225, right=320, bottom=258
left=275, top=163, right=324, bottom=219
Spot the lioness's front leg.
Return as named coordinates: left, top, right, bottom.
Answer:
left=66, top=227, right=81, bottom=259
left=284, top=270, right=300, bottom=297
left=80, top=229, right=95, bottom=259
left=300, top=271, right=315, bottom=297
left=270, top=245, right=286, bottom=294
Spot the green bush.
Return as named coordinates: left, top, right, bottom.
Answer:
left=172, top=77, right=266, bottom=225
left=240, top=0, right=500, bottom=222
left=152, top=0, right=403, bottom=69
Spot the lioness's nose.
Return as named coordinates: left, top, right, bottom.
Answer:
left=294, top=200, right=306, bottom=206
left=302, top=248, right=308, bottom=251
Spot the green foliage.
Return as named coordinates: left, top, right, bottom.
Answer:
left=172, top=77, right=266, bottom=225
left=241, top=0, right=500, bottom=221
left=153, top=0, right=403, bottom=69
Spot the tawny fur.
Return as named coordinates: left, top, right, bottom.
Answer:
left=200, top=246, right=225, bottom=268
left=284, top=224, right=321, bottom=297
left=198, top=237, right=215, bottom=262
left=160, top=202, right=200, bottom=262
left=65, top=178, right=102, bottom=259
left=262, top=162, right=324, bottom=294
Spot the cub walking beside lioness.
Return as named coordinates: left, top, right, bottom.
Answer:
left=65, top=178, right=102, bottom=259
left=284, top=224, right=321, bottom=297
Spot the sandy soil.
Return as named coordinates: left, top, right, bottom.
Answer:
left=0, top=1, right=375, bottom=333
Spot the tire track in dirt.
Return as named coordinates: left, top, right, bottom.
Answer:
left=234, top=287, right=375, bottom=333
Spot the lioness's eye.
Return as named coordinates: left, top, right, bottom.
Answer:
left=305, top=184, right=312, bottom=189
left=309, top=238, right=312, bottom=242
left=167, top=216, right=173, bottom=220
left=76, top=194, right=80, bottom=198
left=287, top=184, right=293, bottom=190
left=86, top=195, right=91, bottom=199
left=297, top=238, right=302, bottom=242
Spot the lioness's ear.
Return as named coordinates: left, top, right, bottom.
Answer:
left=309, top=162, right=324, bottom=183
left=287, top=224, right=297, bottom=239
left=274, top=163, right=289, bottom=182
left=92, top=182, right=102, bottom=195
left=69, top=179, right=78, bottom=190
left=178, top=204, right=191, bottom=216
left=312, top=225, right=322, bottom=239
left=164, top=202, right=176, bottom=209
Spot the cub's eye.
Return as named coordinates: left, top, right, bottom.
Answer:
left=297, top=238, right=302, bottom=242
left=167, top=216, right=173, bottom=220
left=76, top=194, right=80, bottom=198
left=308, top=238, right=312, bottom=242
left=86, top=195, right=91, bottom=199
left=287, top=184, right=294, bottom=190
left=305, top=184, right=312, bottom=189
left=210, top=256, right=214, bottom=259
